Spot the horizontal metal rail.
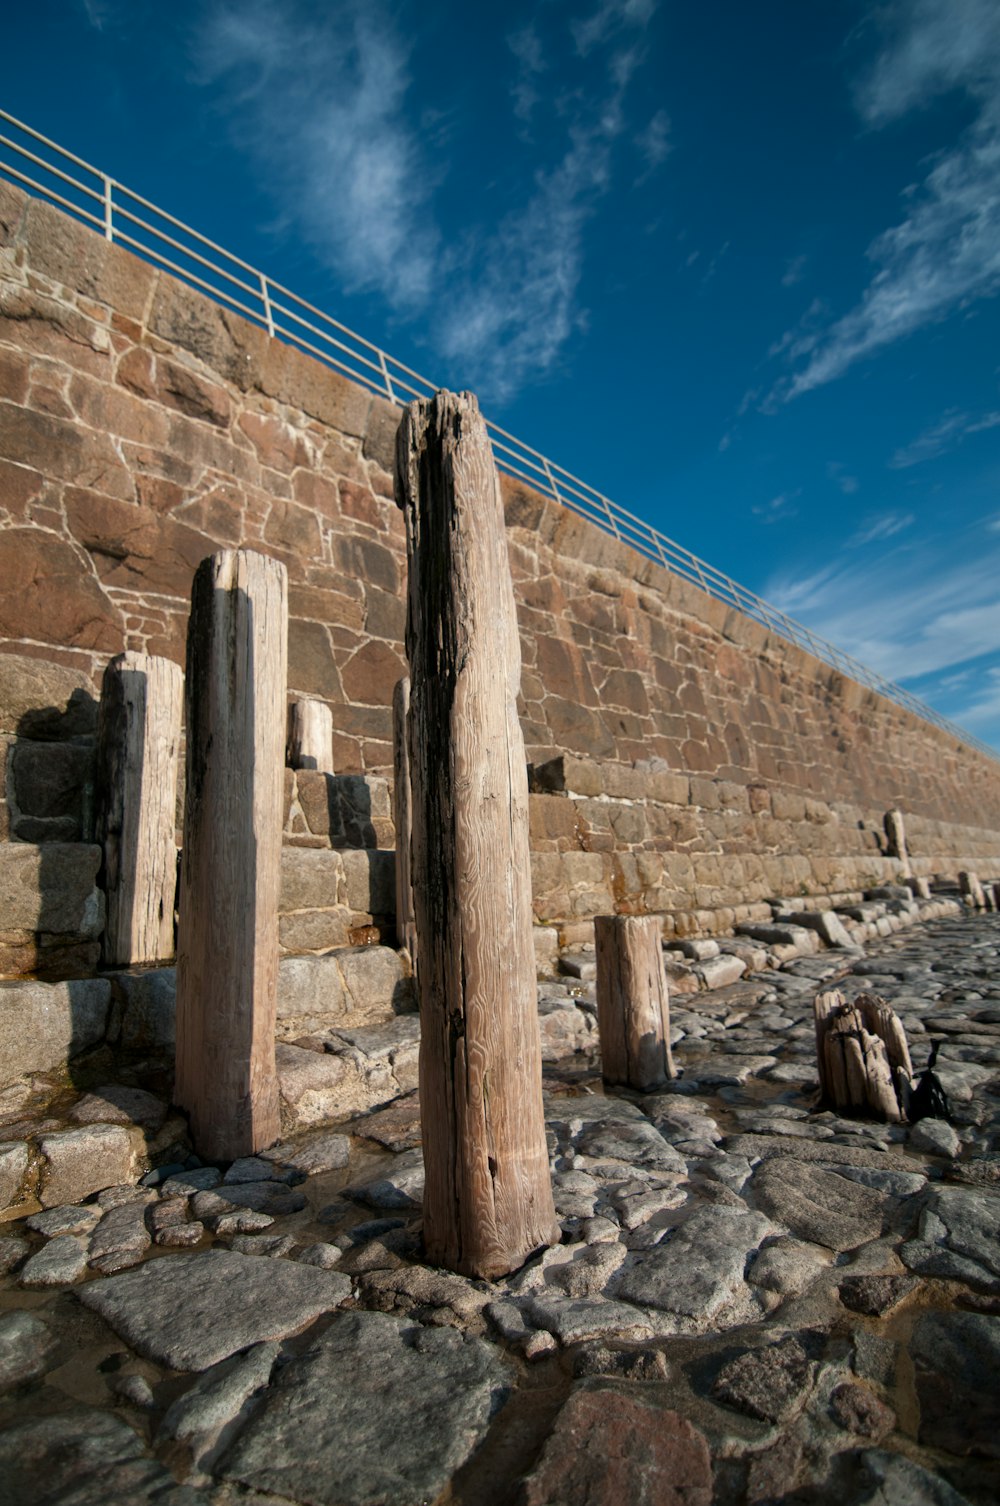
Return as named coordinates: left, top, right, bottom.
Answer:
left=0, top=107, right=995, bottom=761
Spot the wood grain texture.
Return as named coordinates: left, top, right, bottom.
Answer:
left=594, top=914, right=677, bottom=1090
left=96, top=652, right=183, bottom=966
left=286, top=697, right=334, bottom=772
left=396, top=390, right=559, bottom=1279
left=814, top=989, right=913, bottom=1123
left=175, top=549, right=287, bottom=1161
left=392, top=675, right=416, bottom=964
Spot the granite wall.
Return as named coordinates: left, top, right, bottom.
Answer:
left=2, top=177, right=999, bottom=966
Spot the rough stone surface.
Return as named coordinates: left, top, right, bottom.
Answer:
left=520, top=1385, right=712, bottom=1506
left=0, top=1310, right=59, bottom=1390
left=80, top=1249, right=352, bottom=1370
left=38, top=1123, right=138, bottom=1207
left=911, top=1310, right=1000, bottom=1457
left=0, top=976, right=110, bottom=1087
left=19, top=1234, right=89, bottom=1287
left=0, top=1139, right=29, bottom=1211
left=750, top=1157, right=886, bottom=1251
left=0, top=1409, right=202, bottom=1506
left=613, top=1207, right=774, bottom=1319
left=157, top=1341, right=280, bottom=1480
left=220, top=1310, right=511, bottom=1506
left=711, top=1336, right=813, bottom=1422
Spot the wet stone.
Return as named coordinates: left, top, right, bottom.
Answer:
left=852, top=1449, right=975, bottom=1506
left=160, top=1168, right=223, bottom=1196
left=345, top=1148, right=424, bottom=1210
left=219, top=1310, right=512, bottom=1506
left=838, top=1273, right=919, bottom=1316
left=26, top=1203, right=101, bottom=1238
left=901, top=1184, right=1000, bottom=1288
left=156, top=1341, right=280, bottom=1482
left=829, top=1380, right=896, bottom=1438
left=0, top=1236, right=29, bottom=1275
left=911, top=1310, right=1000, bottom=1457
left=570, top=1342, right=670, bottom=1381
left=38, top=1124, right=137, bottom=1208
left=262, top=1130, right=351, bottom=1174
left=20, top=1233, right=89, bottom=1287
left=711, top=1335, right=813, bottom=1423
left=0, top=1310, right=59, bottom=1390
left=88, top=1201, right=151, bottom=1273
left=210, top=1181, right=306, bottom=1216
left=0, top=1409, right=202, bottom=1506
left=520, top=1385, right=712, bottom=1506
left=80, top=1249, right=352, bottom=1371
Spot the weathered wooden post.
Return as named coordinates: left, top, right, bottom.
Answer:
left=396, top=390, right=559, bottom=1279
left=959, top=870, right=986, bottom=909
left=286, top=697, right=334, bottom=772
left=883, top=808, right=910, bottom=876
left=392, top=675, right=416, bottom=963
left=595, top=914, right=677, bottom=1090
left=96, top=652, right=183, bottom=967
left=814, top=990, right=913, bottom=1122
left=175, top=549, right=287, bottom=1161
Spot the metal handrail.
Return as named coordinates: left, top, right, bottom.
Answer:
left=0, top=107, right=995, bottom=761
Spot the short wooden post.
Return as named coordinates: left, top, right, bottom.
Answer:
left=96, top=652, right=183, bottom=966
left=286, top=697, right=334, bottom=772
left=392, top=676, right=416, bottom=963
left=883, top=809, right=910, bottom=876
left=814, top=990, right=913, bottom=1122
left=396, top=389, right=559, bottom=1279
left=959, top=871, right=986, bottom=909
left=595, top=915, right=677, bottom=1090
left=175, top=549, right=287, bottom=1161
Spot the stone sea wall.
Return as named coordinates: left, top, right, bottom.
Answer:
left=1, top=178, right=1000, bottom=962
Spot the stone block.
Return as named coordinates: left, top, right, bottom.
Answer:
left=340, top=849, right=395, bottom=917
left=0, top=654, right=97, bottom=740
left=23, top=199, right=156, bottom=320
left=280, top=847, right=344, bottom=913
left=9, top=742, right=92, bottom=830
left=149, top=277, right=268, bottom=390
left=277, top=946, right=410, bottom=1034
left=295, top=772, right=393, bottom=848
left=0, top=977, right=110, bottom=1087
left=113, top=968, right=177, bottom=1051
left=529, top=753, right=603, bottom=798
left=38, top=1124, right=141, bottom=1207
left=0, top=527, right=123, bottom=653
left=279, top=910, right=354, bottom=954
left=0, top=1141, right=30, bottom=1213
left=0, top=842, right=103, bottom=935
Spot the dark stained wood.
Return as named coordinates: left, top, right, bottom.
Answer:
left=396, top=390, right=559, bottom=1279
left=175, top=549, right=287, bottom=1161
left=594, top=914, right=677, bottom=1090
left=96, top=651, right=183, bottom=967
left=392, top=675, right=416, bottom=964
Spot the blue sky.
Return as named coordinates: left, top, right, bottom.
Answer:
left=3, top=1, right=1000, bottom=750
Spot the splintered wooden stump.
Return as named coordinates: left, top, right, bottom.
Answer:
left=883, top=808, right=911, bottom=876
left=286, top=697, right=334, bottom=772
left=814, top=990, right=914, bottom=1122
left=175, top=549, right=288, bottom=1162
left=96, top=652, right=183, bottom=967
left=595, top=915, right=677, bottom=1090
left=392, top=676, right=416, bottom=964
left=396, top=389, right=559, bottom=1280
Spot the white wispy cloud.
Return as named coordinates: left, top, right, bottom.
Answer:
left=508, top=23, right=546, bottom=124
left=635, top=109, right=672, bottom=178
left=766, top=535, right=1000, bottom=684
left=572, top=0, right=657, bottom=55
left=195, top=0, right=665, bottom=402
left=752, top=491, right=800, bottom=524
left=197, top=1, right=439, bottom=310
left=890, top=407, right=1000, bottom=466
left=957, top=665, right=1000, bottom=725
left=850, top=511, right=915, bottom=545
left=772, top=0, right=1000, bottom=401
left=826, top=460, right=859, bottom=495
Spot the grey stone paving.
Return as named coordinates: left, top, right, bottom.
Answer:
left=0, top=905, right=998, bottom=1505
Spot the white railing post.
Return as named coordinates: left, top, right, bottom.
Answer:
left=103, top=176, right=113, bottom=241
left=259, top=273, right=275, bottom=337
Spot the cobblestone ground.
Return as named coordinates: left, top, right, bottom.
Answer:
left=1, top=911, right=999, bottom=1506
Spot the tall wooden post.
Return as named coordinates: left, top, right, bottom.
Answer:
left=175, top=549, right=287, bottom=1161
left=392, top=676, right=416, bottom=963
left=96, top=652, right=183, bottom=966
left=286, top=697, right=334, bottom=772
left=884, top=809, right=910, bottom=876
left=396, top=390, right=558, bottom=1279
left=594, top=915, right=677, bottom=1090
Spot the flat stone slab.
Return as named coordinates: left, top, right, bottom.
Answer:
left=613, top=1207, right=774, bottom=1318
left=750, top=1158, right=887, bottom=1252
left=219, top=1309, right=511, bottom=1506
left=901, top=1185, right=1000, bottom=1288
left=0, top=1408, right=201, bottom=1506
left=521, top=1385, right=712, bottom=1506
left=911, top=1311, right=1000, bottom=1457
left=80, top=1249, right=351, bottom=1371
left=0, top=1310, right=59, bottom=1391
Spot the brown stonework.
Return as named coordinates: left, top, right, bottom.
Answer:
left=0, top=178, right=998, bottom=940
